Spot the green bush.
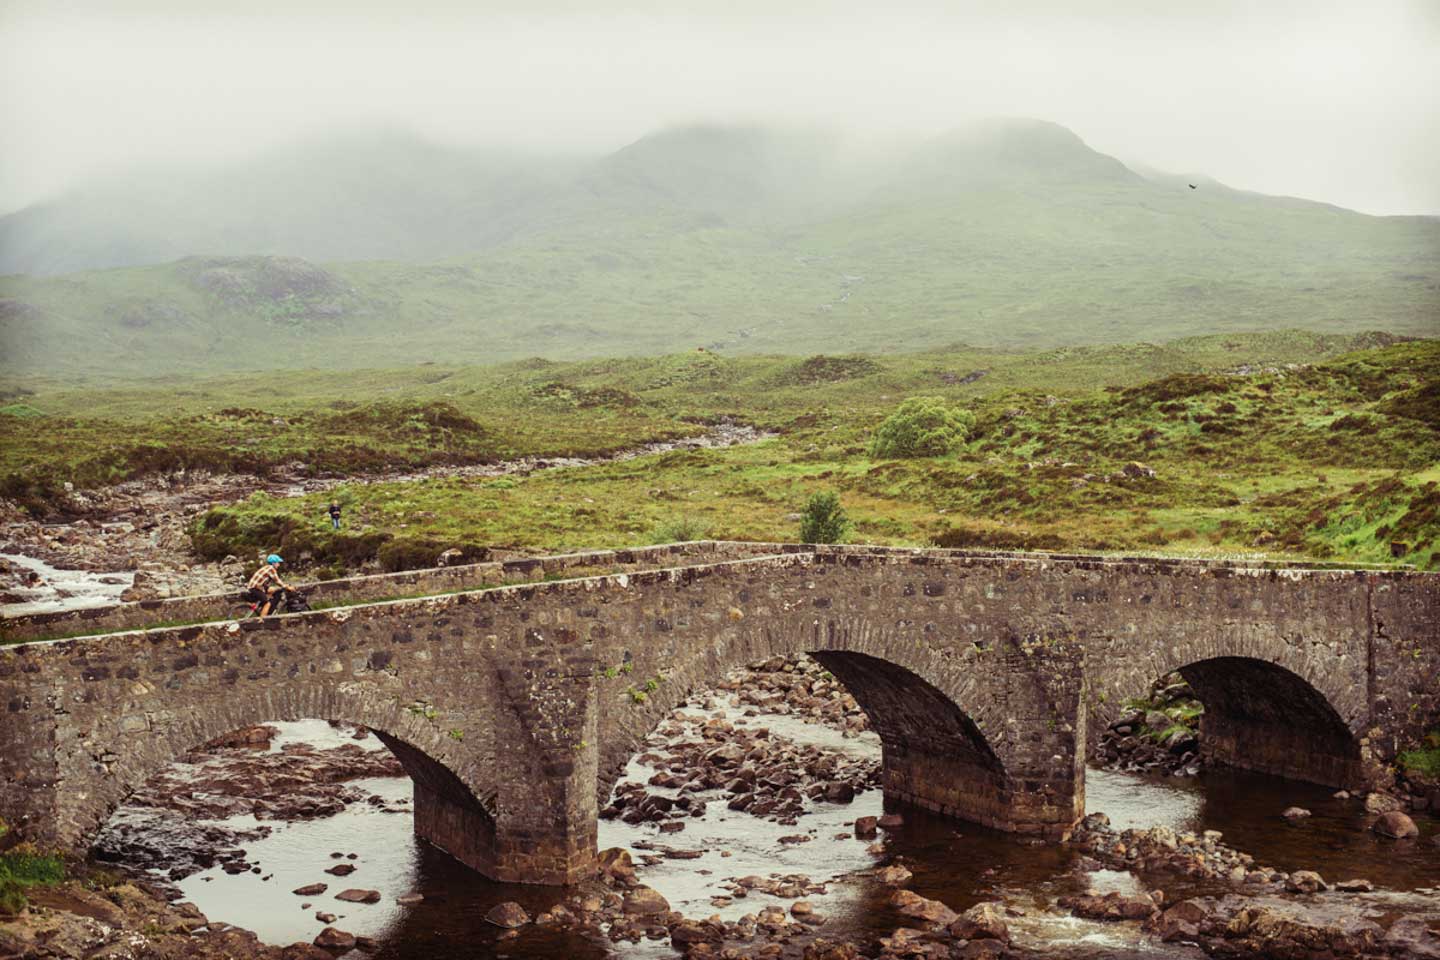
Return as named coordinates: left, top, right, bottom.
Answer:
left=0, top=847, right=65, bottom=915
left=1398, top=729, right=1440, bottom=782
left=870, top=396, right=975, bottom=458
left=377, top=538, right=489, bottom=573
left=799, top=491, right=850, bottom=544
left=649, top=515, right=710, bottom=544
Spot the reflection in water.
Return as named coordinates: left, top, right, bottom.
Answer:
left=128, top=711, right=1438, bottom=959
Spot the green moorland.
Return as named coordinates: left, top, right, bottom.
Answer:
left=3, top=330, right=1435, bottom=575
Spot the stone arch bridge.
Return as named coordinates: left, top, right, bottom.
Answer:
left=1, top=542, right=1435, bottom=884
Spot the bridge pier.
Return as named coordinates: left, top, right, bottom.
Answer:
left=809, top=639, right=1087, bottom=841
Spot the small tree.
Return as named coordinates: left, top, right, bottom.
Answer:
left=870, top=396, right=975, bottom=458
left=799, top=491, right=850, bottom=544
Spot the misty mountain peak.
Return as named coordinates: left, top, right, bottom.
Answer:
left=906, top=117, right=1138, bottom=186
left=583, top=123, right=833, bottom=215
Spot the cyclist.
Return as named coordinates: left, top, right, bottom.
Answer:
left=245, top=554, right=293, bottom=617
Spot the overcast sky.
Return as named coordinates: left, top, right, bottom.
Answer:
left=2, top=0, right=1438, bottom=217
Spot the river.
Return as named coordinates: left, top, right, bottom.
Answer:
left=96, top=685, right=1440, bottom=959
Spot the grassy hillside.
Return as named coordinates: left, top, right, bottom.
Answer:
left=4, top=331, right=1434, bottom=573
left=2, top=121, right=1436, bottom=379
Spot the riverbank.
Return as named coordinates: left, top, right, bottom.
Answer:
left=0, top=421, right=771, bottom=614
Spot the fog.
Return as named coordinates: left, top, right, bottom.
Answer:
left=2, top=0, right=1438, bottom=217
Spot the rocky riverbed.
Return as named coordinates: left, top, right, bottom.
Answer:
left=3, top=658, right=1438, bottom=960
left=0, top=421, right=772, bottom=613
left=1093, top=673, right=1204, bottom=778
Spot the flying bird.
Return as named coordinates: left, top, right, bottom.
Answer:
left=1188, top=183, right=1197, bottom=189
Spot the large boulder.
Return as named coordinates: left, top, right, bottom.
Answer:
left=1147, top=899, right=1209, bottom=942
left=670, top=919, right=725, bottom=947
left=948, top=902, right=1009, bottom=942
left=1372, top=810, right=1420, bottom=839
left=621, top=884, right=671, bottom=916
left=876, top=864, right=913, bottom=886
left=597, top=847, right=637, bottom=884
left=1059, top=891, right=1158, bottom=921
left=484, top=901, right=531, bottom=928
left=889, top=889, right=958, bottom=926
left=1284, top=870, right=1327, bottom=894
left=313, top=927, right=356, bottom=950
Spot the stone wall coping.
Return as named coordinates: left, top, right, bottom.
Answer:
left=3, top=543, right=1433, bottom=655
left=0, top=540, right=780, bottom=642
left=4, top=537, right=1420, bottom=635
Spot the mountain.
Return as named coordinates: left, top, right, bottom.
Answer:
left=0, top=119, right=1436, bottom=379
left=0, top=130, right=578, bottom=276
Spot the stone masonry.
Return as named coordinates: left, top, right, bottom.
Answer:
left=1, top=543, right=1436, bottom=885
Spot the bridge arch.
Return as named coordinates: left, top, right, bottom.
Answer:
left=1165, top=656, right=1363, bottom=787
left=594, top=606, right=1085, bottom=839
left=1089, top=622, right=1371, bottom=788
left=44, top=682, right=506, bottom=880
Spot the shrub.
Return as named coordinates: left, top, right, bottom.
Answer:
left=649, top=515, right=711, bottom=544
left=0, top=847, right=65, bottom=915
left=1398, top=729, right=1440, bottom=782
left=799, top=491, right=850, bottom=544
left=378, top=538, right=488, bottom=573
left=870, top=397, right=975, bottom=459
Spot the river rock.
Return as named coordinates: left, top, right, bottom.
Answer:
left=281, top=945, right=334, bottom=960
left=292, top=883, right=327, bottom=896
left=1372, top=810, right=1419, bottom=839
left=1058, top=891, right=1158, bottom=921
left=598, top=847, right=637, bottom=884
left=324, top=863, right=355, bottom=876
left=948, top=901, right=1009, bottom=942
left=1364, top=792, right=1403, bottom=814
left=333, top=888, right=380, bottom=903
left=1385, top=916, right=1440, bottom=957
left=876, top=864, right=913, bottom=886
left=889, top=888, right=958, bottom=925
left=1147, top=899, right=1209, bottom=942
left=312, top=927, right=355, bottom=950
left=670, top=919, right=725, bottom=947
left=1284, top=870, right=1327, bottom=893
left=1280, top=806, right=1311, bottom=820
left=622, top=885, right=671, bottom=916
left=801, top=941, right=862, bottom=960
left=484, top=901, right=531, bottom=928
left=854, top=815, right=878, bottom=838
left=877, top=814, right=904, bottom=830
left=203, top=724, right=279, bottom=750
left=1334, top=878, right=1374, bottom=892
left=954, top=942, right=1007, bottom=960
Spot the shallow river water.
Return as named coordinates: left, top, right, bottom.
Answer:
left=0, top=551, right=133, bottom=616
left=126, top=706, right=1438, bottom=960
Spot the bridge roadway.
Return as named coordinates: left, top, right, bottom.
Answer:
left=2, top=542, right=1436, bottom=884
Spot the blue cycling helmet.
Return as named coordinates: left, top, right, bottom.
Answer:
left=267, top=554, right=283, bottom=565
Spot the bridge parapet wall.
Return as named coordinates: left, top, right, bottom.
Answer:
left=0, top=541, right=781, bottom=645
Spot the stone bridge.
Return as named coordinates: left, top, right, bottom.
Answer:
left=1, top=542, right=1436, bottom=885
